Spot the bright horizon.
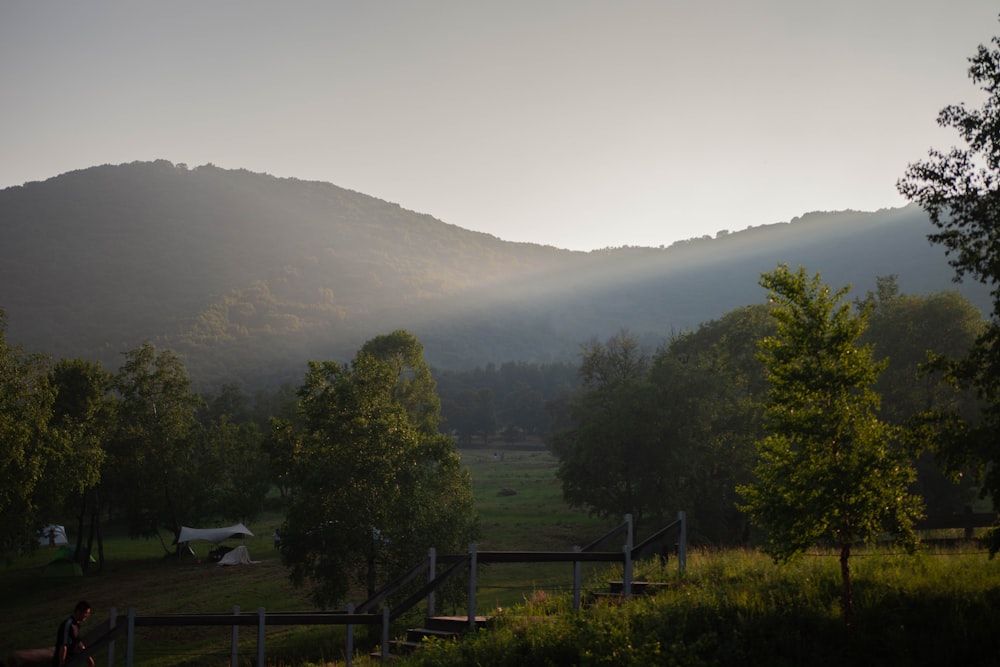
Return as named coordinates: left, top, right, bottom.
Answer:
left=2, top=2, right=996, bottom=251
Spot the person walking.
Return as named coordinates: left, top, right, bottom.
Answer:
left=52, top=600, right=94, bottom=667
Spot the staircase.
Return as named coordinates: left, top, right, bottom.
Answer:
left=376, top=614, right=491, bottom=658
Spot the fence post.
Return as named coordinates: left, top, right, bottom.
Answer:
left=427, top=547, right=437, bottom=619
left=230, top=605, right=240, bottom=667
left=572, top=546, right=582, bottom=610
left=256, top=607, right=265, bottom=667
left=677, top=511, right=687, bottom=576
left=623, top=514, right=633, bottom=598
left=468, top=543, right=478, bottom=630
left=107, top=607, right=116, bottom=667
left=381, top=606, right=390, bottom=661
left=345, top=603, right=354, bottom=667
left=126, top=608, right=135, bottom=667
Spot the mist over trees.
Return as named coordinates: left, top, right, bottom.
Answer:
left=3, top=81, right=1000, bottom=597
left=546, top=279, right=983, bottom=547
left=0, top=160, right=990, bottom=391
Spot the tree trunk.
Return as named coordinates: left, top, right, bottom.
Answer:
left=840, top=541, right=854, bottom=632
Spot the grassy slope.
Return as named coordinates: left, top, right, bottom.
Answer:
left=0, top=445, right=618, bottom=665
left=11, top=446, right=998, bottom=666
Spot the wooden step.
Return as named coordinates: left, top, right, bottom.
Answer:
left=607, top=580, right=672, bottom=596
left=371, top=615, right=492, bottom=659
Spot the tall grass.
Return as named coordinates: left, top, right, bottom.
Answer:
left=405, top=546, right=1000, bottom=667
left=8, top=448, right=1000, bottom=666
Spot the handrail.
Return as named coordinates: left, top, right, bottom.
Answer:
left=631, top=518, right=682, bottom=559
left=581, top=519, right=630, bottom=552
left=390, top=556, right=471, bottom=620
left=356, top=555, right=431, bottom=613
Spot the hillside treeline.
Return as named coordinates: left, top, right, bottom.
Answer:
left=0, top=273, right=984, bottom=572
left=444, top=276, right=983, bottom=544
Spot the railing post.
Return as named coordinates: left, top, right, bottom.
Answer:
left=677, top=511, right=687, bottom=576
left=231, top=605, right=240, bottom=667
left=381, top=606, right=390, bottom=662
left=468, top=543, right=478, bottom=630
left=572, top=546, right=582, bottom=610
left=107, top=607, right=116, bottom=667
left=126, top=608, right=135, bottom=667
left=345, top=603, right=354, bottom=667
left=623, top=543, right=633, bottom=599
left=427, top=547, right=437, bottom=618
left=623, top=514, right=633, bottom=598
left=256, top=607, right=265, bottom=667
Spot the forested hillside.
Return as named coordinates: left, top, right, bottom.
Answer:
left=0, top=160, right=987, bottom=389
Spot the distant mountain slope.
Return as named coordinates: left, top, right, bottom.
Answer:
left=0, top=161, right=987, bottom=389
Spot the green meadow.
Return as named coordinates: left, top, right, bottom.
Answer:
left=0, top=445, right=618, bottom=665
left=5, top=446, right=1000, bottom=666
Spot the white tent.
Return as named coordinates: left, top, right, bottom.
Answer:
left=217, top=545, right=260, bottom=566
left=38, top=524, right=69, bottom=546
left=177, top=523, right=254, bottom=544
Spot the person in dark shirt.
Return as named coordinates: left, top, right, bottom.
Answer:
left=52, top=600, right=93, bottom=667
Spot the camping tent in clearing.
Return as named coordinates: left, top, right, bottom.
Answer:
left=176, top=523, right=254, bottom=544
left=38, top=525, right=68, bottom=546
left=217, top=545, right=259, bottom=566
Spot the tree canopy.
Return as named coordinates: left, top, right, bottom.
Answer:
left=739, top=265, right=921, bottom=629
left=280, top=331, right=478, bottom=606
left=898, top=24, right=1000, bottom=550
left=0, top=310, right=62, bottom=560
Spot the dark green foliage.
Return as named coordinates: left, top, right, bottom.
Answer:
left=0, top=310, right=61, bottom=560
left=898, top=23, right=1000, bottom=551
left=740, top=265, right=921, bottom=628
left=437, top=361, right=578, bottom=443
left=108, top=343, right=208, bottom=545
left=858, top=276, right=984, bottom=514
left=48, top=357, right=115, bottom=569
left=648, top=305, right=774, bottom=544
left=550, top=332, right=665, bottom=529
left=280, top=330, right=479, bottom=606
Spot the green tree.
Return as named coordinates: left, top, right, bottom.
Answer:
left=858, top=277, right=984, bottom=514
left=549, top=331, right=664, bottom=529
left=0, top=311, right=61, bottom=560
left=281, top=331, right=478, bottom=606
left=48, top=358, right=115, bottom=570
left=738, top=265, right=921, bottom=630
left=898, top=26, right=1000, bottom=550
left=108, top=343, right=208, bottom=551
left=259, top=383, right=300, bottom=498
left=650, top=304, right=773, bottom=544
left=203, top=417, right=271, bottom=523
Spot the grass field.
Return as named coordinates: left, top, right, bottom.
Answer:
left=1, top=444, right=622, bottom=665
left=6, top=443, right=1000, bottom=666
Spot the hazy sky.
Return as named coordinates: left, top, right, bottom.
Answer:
left=2, top=2, right=997, bottom=251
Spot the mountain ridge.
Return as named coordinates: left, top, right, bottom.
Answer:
left=0, top=160, right=986, bottom=389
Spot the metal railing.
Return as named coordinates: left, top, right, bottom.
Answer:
left=73, top=512, right=686, bottom=666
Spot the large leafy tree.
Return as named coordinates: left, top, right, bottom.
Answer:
left=202, top=417, right=271, bottom=524
left=108, top=342, right=209, bottom=551
left=0, top=310, right=63, bottom=560
left=549, top=331, right=664, bottom=529
left=48, top=358, right=115, bottom=570
left=739, top=265, right=921, bottom=630
left=650, top=304, right=773, bottom=544
left=858, top=276, right=984, bottom=514
left=281, top=330, right=478, bottom=606
left=898, top=26, right=1000, bottom=549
